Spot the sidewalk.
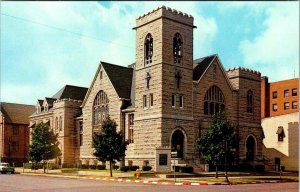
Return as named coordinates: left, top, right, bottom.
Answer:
left=15, top=168, right=298, bottom=186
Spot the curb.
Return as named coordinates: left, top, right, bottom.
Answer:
left=19, top=173, right=297, bottom=186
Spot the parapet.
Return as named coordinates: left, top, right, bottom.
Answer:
left=226, top=66, right=261, bottom=80
left=135, top=6, right=194, bottom=29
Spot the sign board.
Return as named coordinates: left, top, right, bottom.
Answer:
left=159, top=154, right=168, bottom=166
left=171, top=151, right=177, bottom=158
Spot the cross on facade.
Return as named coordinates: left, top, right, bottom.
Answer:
left=146, top=72, right=151, bottom=89
left=175, top=71, right=182, bottom=88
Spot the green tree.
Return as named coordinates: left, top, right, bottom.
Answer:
left=92, top=117, right=126, bottom=177
left=28, top=122, right=61, bottom=173
left=196, top=112, right=237, bottom=179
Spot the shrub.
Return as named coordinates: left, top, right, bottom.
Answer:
left=120, top=166, right=129, bottom=172
left=129, top=165, right=140, bottom=171
left=24, top=163, right=32, bottom=169
left=48, top=163, right=60, bottom=170
left=179, top=166, right=193, bottom=173
left=81, top=164, right=89, bottom=169
left=97, top=165, right=106, bottom=170
left=89, top=165, right=97, bottom=169
left=62, top=163, right=75, bottom=168
left=239, top=164, right=254, bottom=172
left=254, top=164, right=265, bottom=172
left=113, top=165, right=119, bottom=170
left=142, top=165, right=152, bottom=171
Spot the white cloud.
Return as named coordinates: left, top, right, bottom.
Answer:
left=1, top=2, right=218, bottom=104
left=239, top=4, right=299, bottom=81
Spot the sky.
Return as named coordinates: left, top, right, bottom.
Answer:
left=1, top=1, right=299, bottom=105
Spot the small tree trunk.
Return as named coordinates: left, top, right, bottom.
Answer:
left=215, top=165, right=218, bottom=178
left=109, top=161, right=112, bottom=177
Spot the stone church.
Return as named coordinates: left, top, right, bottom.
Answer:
left=30, top=6, right=264, bottom=171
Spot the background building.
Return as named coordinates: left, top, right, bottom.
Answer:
left=0, top=102, right=35, bottom=166
left=261, top=77, right=299, bottom=171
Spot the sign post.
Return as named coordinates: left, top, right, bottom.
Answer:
left=171, top=151, right=177, bottom=183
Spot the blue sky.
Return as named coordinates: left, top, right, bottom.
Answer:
left=1, top=2, right=299, bottom=105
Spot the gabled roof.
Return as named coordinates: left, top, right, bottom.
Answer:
left=0, top=102, right=35, bottom=124
left=193, top=54, right=216, bottom=81
left=52, top=85, right=88, bottom=101
left=37, top=100, right=43, bottom=107
left=44, top=97, right=57, bottom=106
left=101, top=62, right=133, bottom=99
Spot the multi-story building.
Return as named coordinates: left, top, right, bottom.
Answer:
left=29, top=85, right=88, bottom=165
left=0, top=102, right=35, bottom=166
left=261, top=77, right=299, bottom=171
left=30, top=6, right=264, bottom=171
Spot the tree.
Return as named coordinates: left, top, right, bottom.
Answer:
left=196, top=112, right=237, bottom=179
left=92, top=117, right=126, bottom=177
left=28, top=122, right=61, bottom=173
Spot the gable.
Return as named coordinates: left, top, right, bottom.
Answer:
left=195, top=55, right=234, bottom=91
left=82, top=62, right=133, bottom=107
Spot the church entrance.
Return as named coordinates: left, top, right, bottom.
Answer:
left=246, top=135, right=256, bottom=161
left=171, top=130, right=184, bottom=159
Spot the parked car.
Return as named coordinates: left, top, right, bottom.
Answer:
left=0, top=162, right=15, bottom=174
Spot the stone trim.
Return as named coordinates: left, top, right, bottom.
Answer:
left=135, top=114, right=194, bottom=121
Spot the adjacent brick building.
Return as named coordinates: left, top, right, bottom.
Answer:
left=261, top=77, right=299, bottom=171
left=30, top=6, right=264, bottom=171
left=0, top=102, right=35, bottom=166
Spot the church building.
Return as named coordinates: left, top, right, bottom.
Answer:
left=30, top=6, right=264, bottom=171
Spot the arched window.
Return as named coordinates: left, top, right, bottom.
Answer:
left=204, top=86, right=225, bottom=115
left=145, top=33, right=153, bottom=64
left=93, top=90, right=109, bottom=131
left=173, top=33, right=183, bottom=64
left=247, top=90, right=253, bottom=113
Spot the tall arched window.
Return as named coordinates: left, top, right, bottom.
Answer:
left=145, top=33, right=153, bottom=64
left=173, top=33, right=183, bottom=64
left=204, top=85, right=225, bottom=115
left=247, top=90, right=253, bottom=113
left=93, top=90, right=109, bottom=131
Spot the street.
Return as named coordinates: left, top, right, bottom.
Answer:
left=0, top=174, right=298, bottom=192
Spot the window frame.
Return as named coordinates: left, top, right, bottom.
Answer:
left=149, top=93, right=154, bottom=107
left=284, top=89, right=289, bottom=98
left=292, top=101, right=297, bottom=109
left=204, top=85, right=225, bottom=115
left=179, top=95, right=183, bottom=108
left=284, top=102, right=289, bottom=110
left=247, top=90, right=253, bottom=113
left=173, top=32, right=183, bottom=65
left=143, top=95, right=147, bottom=108
left=272, top=104, right=278, bottom=112
left=292, top=88, right=297, bottom=97
left=272, top=91, right=277, bottom=99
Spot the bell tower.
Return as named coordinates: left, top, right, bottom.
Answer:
left=132, top=6, right=196, bottom=164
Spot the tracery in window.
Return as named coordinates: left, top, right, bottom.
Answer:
left=93, top=90, right=109, bottom=132
left=173, top=33, right=183, bottom=64
left=247, top=90, right=253, bottom=113
left=204, top=85, right=225, bottom=115
left=145, top=33, right=153, bottom=64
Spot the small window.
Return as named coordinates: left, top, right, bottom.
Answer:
left=179, top=95, right=183, bottom=108
left=276, top=126, right=285, bottom=142
left=100, top=71, right=103, bottom=79
left=172, top=94, right=176, bottom=107
left=292, top=101, right=297, bottom=109
left=284, top=102, right=289, bottom=110
left=247, top=90, right=253, bottom=113
left=173, top=33, right=183, bottom=64
left=272, top=91, right=277, bottom=99
left=272, top=104, right=278, bottom=112
left=292, top=89, right=297, bottom=96
left=150, top=93, right=154, bottom=107
left=284, top=90, right=289, bottom=98
left=143, top=95, right=147, bottom=108
left=59, top=116, right=62, bottom=131
left=128, top=114, right=134, bottom=144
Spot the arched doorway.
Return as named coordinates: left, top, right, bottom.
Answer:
left=171, top=130, right=184, bottom=158
left=246, top=135, right=256, bottom=161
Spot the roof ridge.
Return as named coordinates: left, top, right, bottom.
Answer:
left=101, top=61, right=131, bottom=69
left=194, top=53, right=217, bottom=61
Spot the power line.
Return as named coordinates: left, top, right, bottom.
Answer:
left=1, top=12, right=135, bottom=49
